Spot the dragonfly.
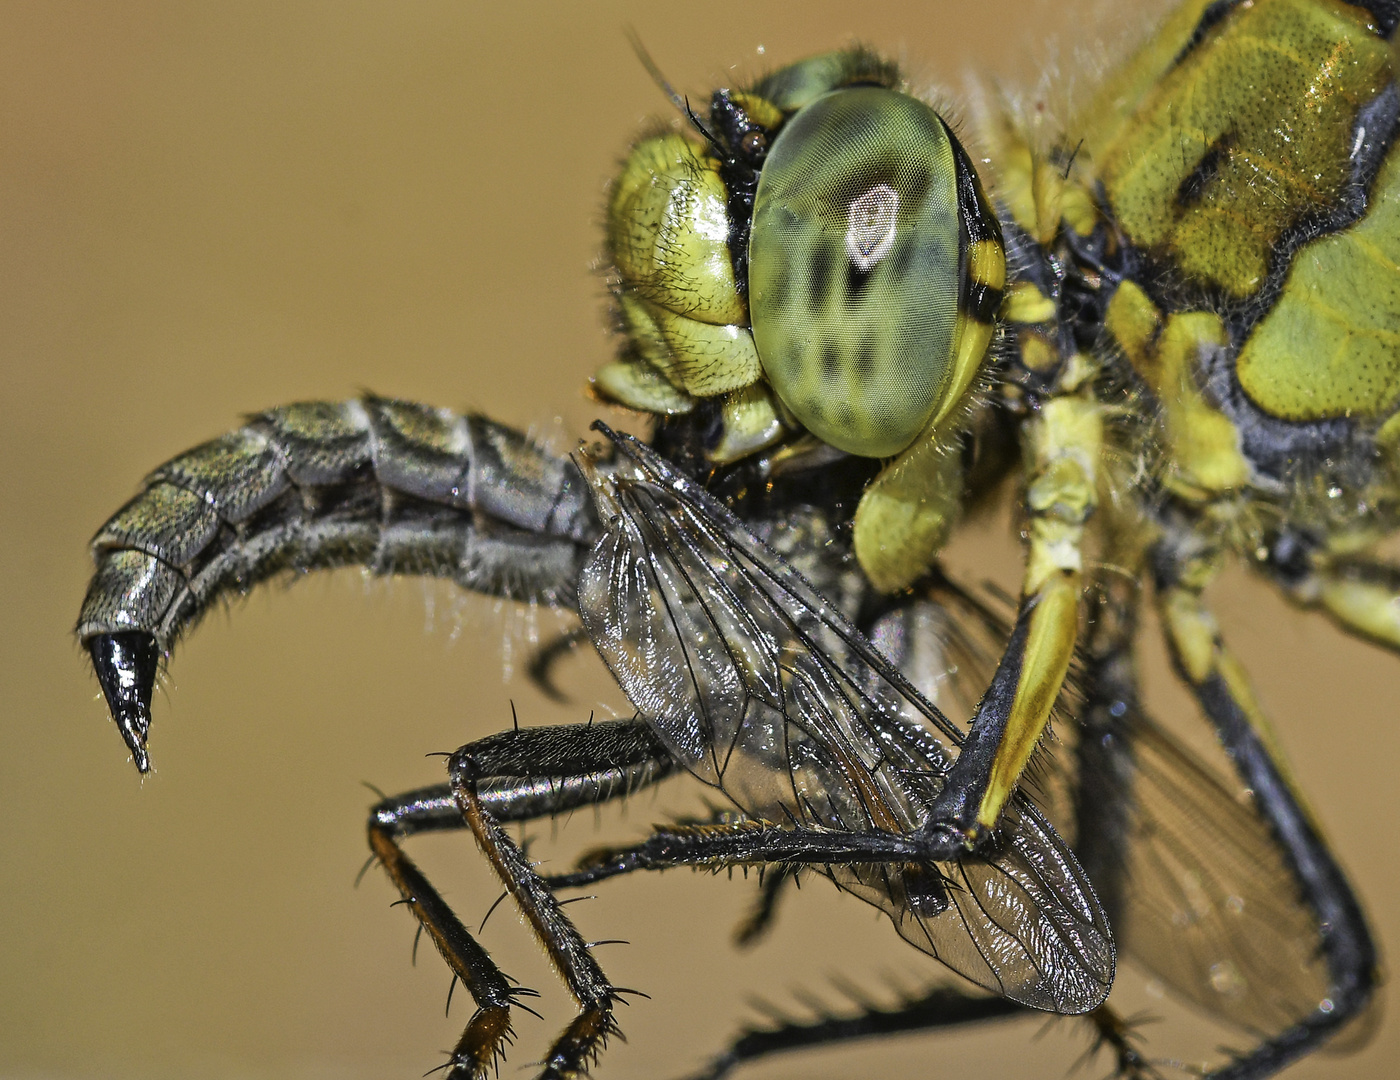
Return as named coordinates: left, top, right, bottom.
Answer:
left=75, top=1, right=1392, bottom=1076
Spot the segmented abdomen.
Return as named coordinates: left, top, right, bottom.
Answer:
left=77, top=396, right=598, bottom=654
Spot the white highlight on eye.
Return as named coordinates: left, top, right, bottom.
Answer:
left=845, top=183, right=899, bottom=271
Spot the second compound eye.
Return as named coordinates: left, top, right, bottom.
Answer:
left=747, top=86, right=964, bottom=458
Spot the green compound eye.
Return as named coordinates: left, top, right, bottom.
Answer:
left=748, top=87, right=963, bottom=458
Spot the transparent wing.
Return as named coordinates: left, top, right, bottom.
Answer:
left=902, top=580, right=1331, bottom=1039
left=575, top=427, right=1113, bottom=1013
left=1112, top=718, right=1331, bottom=1034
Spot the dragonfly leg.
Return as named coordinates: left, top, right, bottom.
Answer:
left=669, top=984, right=1163, bottom=1080
left=1154, top=536, right=1379, bottom=1080
left=730, top=865, right=792, bottom=946
left=1263, top=531, right=1400, bottom=652
left=674, top=983, right=1021, bottom=1080
left=921, top=395, right=1103, bottom=853
left=368, top=717, right=675, bottom=1080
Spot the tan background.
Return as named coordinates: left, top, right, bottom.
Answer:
left=3, top=2, right=1398, bottom=1078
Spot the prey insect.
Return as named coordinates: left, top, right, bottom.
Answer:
left=79, top=2, right=1394, bottom=1076
left=365, top=426, right=1113, bottom=1077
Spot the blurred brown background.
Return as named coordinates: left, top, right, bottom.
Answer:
left=3, top=2, right=1397, bottom=1078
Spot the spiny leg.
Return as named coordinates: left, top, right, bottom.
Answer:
left=1078, top=1005, right=1168, bottom=1080
left=1068, top=572, right=1172, bottom=1079
left=543, top=819, right=930, bottom=890
left=730, top=865, right=792, bottom=947
left=1154, top=533, right=1378, bottom=1080
left=549, top=820, right=1163, bottom=1080
left=368, top=717, right=675, bottom=1080
left=675, top=983, right=1021, bottom=1080
left=919, top=395, right=1102, bottom=854
left=369, top=793, right=525, bottom=1078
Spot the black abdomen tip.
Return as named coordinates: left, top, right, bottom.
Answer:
left=88, top=632, right=159, bottom=774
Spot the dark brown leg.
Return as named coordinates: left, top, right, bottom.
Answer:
left=368, top=717, right=675, bottom=1080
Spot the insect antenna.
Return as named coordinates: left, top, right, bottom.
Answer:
left=625, top=28, right=724, bottom=154
left=625, top=29, right=686, bottom=116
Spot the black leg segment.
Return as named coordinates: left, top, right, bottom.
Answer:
left=367, top=717, right=677, bottom=1080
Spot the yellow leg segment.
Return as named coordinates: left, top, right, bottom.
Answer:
left=979, top=573, right=1080, bottom=827
left=1289, top=555, right=1400, bottom=652
left=1157, top=539, right=1307, bottom=809
left=973, top=395, right=1102, bottom=831
left=1320, top=571, right=1400, bottom=647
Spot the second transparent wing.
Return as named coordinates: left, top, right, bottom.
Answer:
left=903, top=580, right=1332, bottom=1039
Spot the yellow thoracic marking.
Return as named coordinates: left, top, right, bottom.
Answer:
left=1105, top=281, right=1251, bottom=499
left=1073, top=0, right=1223, bottom=163
left=1237, top=138, right=1400, bottom=421
left=1016, top=329, right=1059, bottom=374
left=980, top=104, right=1041, bottom=240
left=1003, top=281, right=1056, bottom=325
left=1080, top=0, right=1396, bottom=297
left=1059, top=181, right=1098, bottom=238
left=978, top=98, right=1091, bottom=244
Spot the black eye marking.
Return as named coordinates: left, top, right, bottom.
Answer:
left=846, top=263, right=876, bottom=300
left=821, top=341, right=842, bottom=380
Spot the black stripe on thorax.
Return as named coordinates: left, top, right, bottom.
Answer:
left=1169, top=0, right=1246, bottom=70
left=1127, top=78, right=1400, bottom=345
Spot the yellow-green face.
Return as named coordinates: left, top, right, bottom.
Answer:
left=598, top=52, right=1003, bottom=466
left=1079, top=0, right=1400, bottom=448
